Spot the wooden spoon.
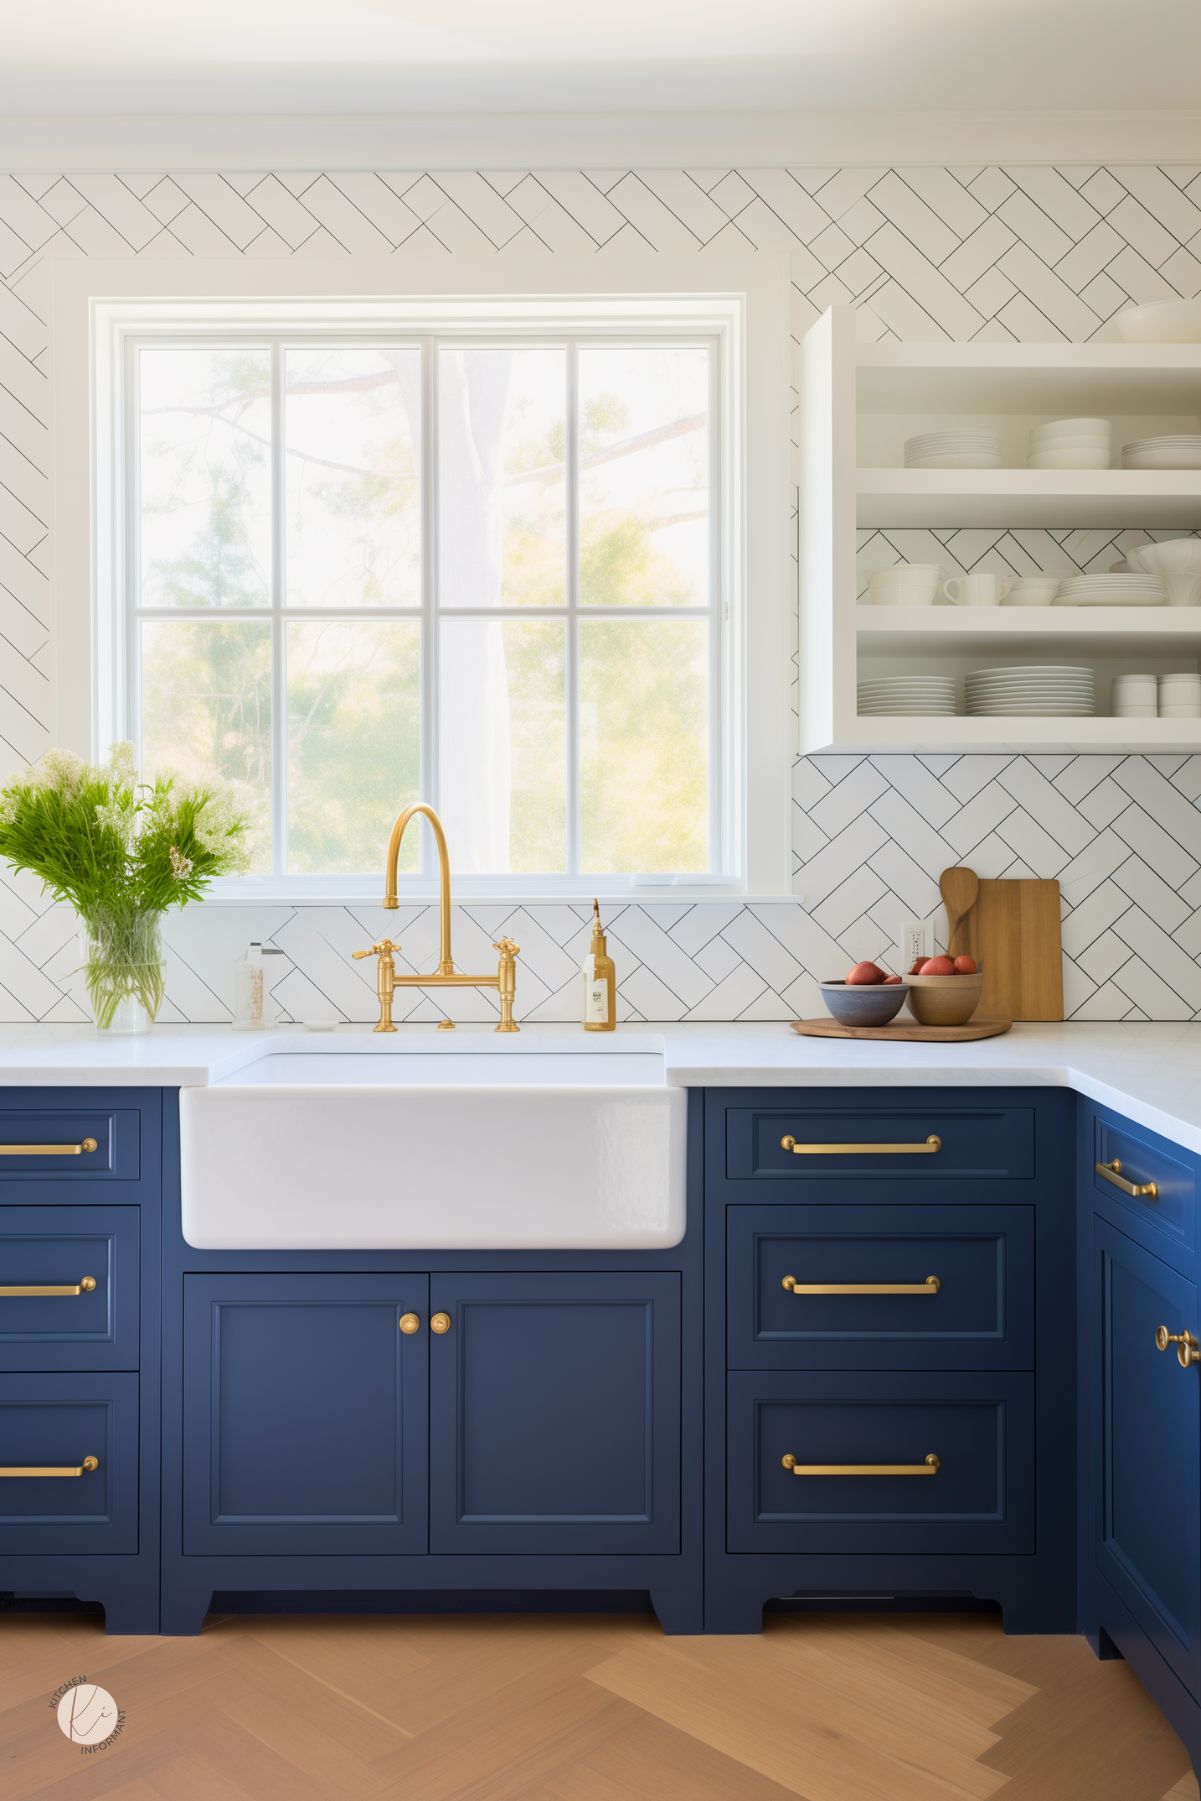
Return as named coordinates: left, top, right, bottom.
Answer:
left=939, top=866, right=979, bottom=959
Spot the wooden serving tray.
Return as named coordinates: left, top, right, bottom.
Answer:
left=791, top=1018, right=1012, bottom=1042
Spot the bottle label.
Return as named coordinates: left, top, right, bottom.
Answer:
left=584, top=957, right=609, bottom=1024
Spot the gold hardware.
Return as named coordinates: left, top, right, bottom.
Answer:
left=782, top=1453, right=941, bottom=1477
left=351, top=940, right=401, bottom=1033
left=780, top=1134, right=941, bottom=1156
left=0, top=1455, right=99, bottom=1478
left=355, top=803, right=520, bottom=1033
left=1156, top=1324, right=1201, bottom=1368
left=0, top=1276, right=97, bottom=1297
left=0, top=1137, right=98, bottom=1157
left=430, top=1312, right=451, bottom=1335
left=1096, top=1158, right=1159, bottom=1200
left=781, top=1274, right=941, bottom=1295
left=398, top=1312, right=421, bottom=1335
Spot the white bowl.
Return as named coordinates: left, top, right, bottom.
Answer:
left=1132, top=541, right=1201, bottom=578
left=1029, top=449, right=1111, bottom=469
left=1031, top=417, right=1111, bottom=438
left=1115, top=300, right=1201, bottom=343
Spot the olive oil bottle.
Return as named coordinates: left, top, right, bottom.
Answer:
left=582, top=899, right=616, bottom=1031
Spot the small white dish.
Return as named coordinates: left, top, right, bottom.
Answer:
left=1115, top=300, right=1201, bottom=343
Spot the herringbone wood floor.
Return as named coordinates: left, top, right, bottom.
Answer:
left=0, top=1608, right=1197, bottom=1800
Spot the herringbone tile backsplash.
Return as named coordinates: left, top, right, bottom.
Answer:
left=2, top=160, right=1201, bottom=1024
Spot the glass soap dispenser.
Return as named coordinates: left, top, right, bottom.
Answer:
left=232, top=941, right=285, bottom=1030
left=582, top=899, right=616, bottom=1032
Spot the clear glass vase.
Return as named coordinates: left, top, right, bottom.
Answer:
left=81, top=909, right=165, bottom=1034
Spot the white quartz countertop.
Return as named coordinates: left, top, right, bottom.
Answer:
left=0, top=1019, right=1198, bottom=1153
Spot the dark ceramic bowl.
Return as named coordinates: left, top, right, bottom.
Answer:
left=819, top=979, right=909, bottom=1027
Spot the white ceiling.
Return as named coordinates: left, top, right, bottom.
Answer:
left=4, top=0, right=1201, bottom=115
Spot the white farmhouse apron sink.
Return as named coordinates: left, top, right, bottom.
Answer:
left=179, top=1048, right=685, bottom=1251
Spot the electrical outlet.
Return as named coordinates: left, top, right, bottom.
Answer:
left=899, top=920, right=930, bottom=971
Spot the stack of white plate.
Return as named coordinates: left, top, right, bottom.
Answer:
left=1121, top=435, right=1201, bottom=471
left=1028, top=417, right=1111, bottom=470
left=965, top=666, right=1095, bottom=716
left=1159, top=674, right=1201, bottom=719
left=904, top=430, right=1001, bottom=470
left=1053, top=573, right=1168, bottom=607
left=858, top=677, right=958, bottom=716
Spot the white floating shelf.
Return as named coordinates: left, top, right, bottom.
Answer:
left=834, top=717, right=1201, bottom=754
left=856, top=340, right=1201, bottom=416
left=857, top=469, right=1201, bottom=529
left=855, top=606, right=1201, bottom=643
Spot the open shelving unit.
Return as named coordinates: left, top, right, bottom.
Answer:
left=798, top=307, right=1201, bottom=753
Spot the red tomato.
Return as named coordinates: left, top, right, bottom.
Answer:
left=908, top=958, right=925, bottom=975
left=883, top=974, right=902, bottom=984
left=919, top=955, right=955, bottom=976
left=953, top=954, right=978, bottom=975
left=846, top=960, right=886, bottom=985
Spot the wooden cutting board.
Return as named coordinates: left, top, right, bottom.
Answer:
left=792, top=1018, right=1012, bottom=1042
left=942, top=867, right=1063, bottom=1021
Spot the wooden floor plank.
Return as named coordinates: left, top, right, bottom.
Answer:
left=0, top=1607, right=1196, bottom=1801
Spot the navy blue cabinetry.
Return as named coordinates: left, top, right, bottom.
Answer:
left=1079, top=1102, right=1201, bottom=1778
left=0, top=1088, right=161, bottom=1633
left=706, top=1087, right=1076, bottom=1635
left=160, top=1093, right=701, bottom=1637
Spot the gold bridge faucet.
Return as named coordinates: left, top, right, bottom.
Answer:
left=352, top=803, right=520, bottom=1034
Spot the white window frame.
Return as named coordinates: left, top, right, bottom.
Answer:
left=52, top=255, right=793, bottom=901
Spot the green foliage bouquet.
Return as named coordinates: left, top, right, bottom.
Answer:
left=0, top=744, right=251, bottom=1030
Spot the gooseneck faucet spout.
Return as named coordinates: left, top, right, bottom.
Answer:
left=383, top=802, right=454, bottom=975
left=354, top=802, right=520, bottom=1034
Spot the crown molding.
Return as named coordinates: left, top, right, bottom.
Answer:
left=1, top=109, right=1199, bottom=172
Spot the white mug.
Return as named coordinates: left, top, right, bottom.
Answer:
left=943, top=573, right=1015, bottom=607
left=867, top=563, right=942, bottom=607
left=1004, top=577, right=1061, bottom=606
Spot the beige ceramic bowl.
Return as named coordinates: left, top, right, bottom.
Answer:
left=904, top=970, right=984, bottom=1027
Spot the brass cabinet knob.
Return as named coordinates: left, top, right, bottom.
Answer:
left=430, top=1312, right=452, bottom=1335
left=398, top=1312, right=420, bottom=1335
left=1156, top=1325, right=1200, bottom=1368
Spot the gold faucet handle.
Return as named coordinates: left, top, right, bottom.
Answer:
left=493, top=938, right=520, bottom=959
left=352, top=940, right=399, bottom=961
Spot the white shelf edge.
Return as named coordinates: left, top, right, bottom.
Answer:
left=854, top=606, right=1201, bottom=636
left=855, top=341, right=1201, bottom=373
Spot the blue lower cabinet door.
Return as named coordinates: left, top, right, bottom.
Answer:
left=0, top=1371, right=137, bottom=1553
left=183, top=1275, right=429, bottom=1555
left=728, top=1370, right=1035, bottom=1555
left=429, top=1273, right=681, bottom=1554
left=0, top=1207, right=139, bottom=1372
left=1093, top=1219, right=1201, bottom=1700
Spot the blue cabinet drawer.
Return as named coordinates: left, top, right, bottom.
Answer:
left=0, top=1207, right=139, bottom=1372
left=0, top=1105, right=139, bottom=1184
left=727, top=1205, right=1034, bottom=1371
left=723, top=1100, right=1034, bottom=1189
left=0, top=1371, right=138, bottom=1554
left=727, top=1371, right=1035, bottom=1555
left=1089, top=1108, right=1196, bottom=1255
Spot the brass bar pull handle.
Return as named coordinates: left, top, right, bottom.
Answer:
left=0, top=1137, right=98, bottom=1158
left=780, top=1134, right=941, bottom=1156
left=781, top=1274, right=940, bottom=1295
left=782, top=1453, right=941, bottom=1477
left=0, top=1277, right=97, bottom=1297
left=1096, top=1159, right=1158, bottom=1199
left=0, top=1456, right=100, bottom=1478
left=1156, top=1325, right=1200, bottom=1369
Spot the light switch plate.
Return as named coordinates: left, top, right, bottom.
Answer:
left=899, top=920, right=930, bottom=970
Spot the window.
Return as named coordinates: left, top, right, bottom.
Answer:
left=58, top=266, right=791, bottom=898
